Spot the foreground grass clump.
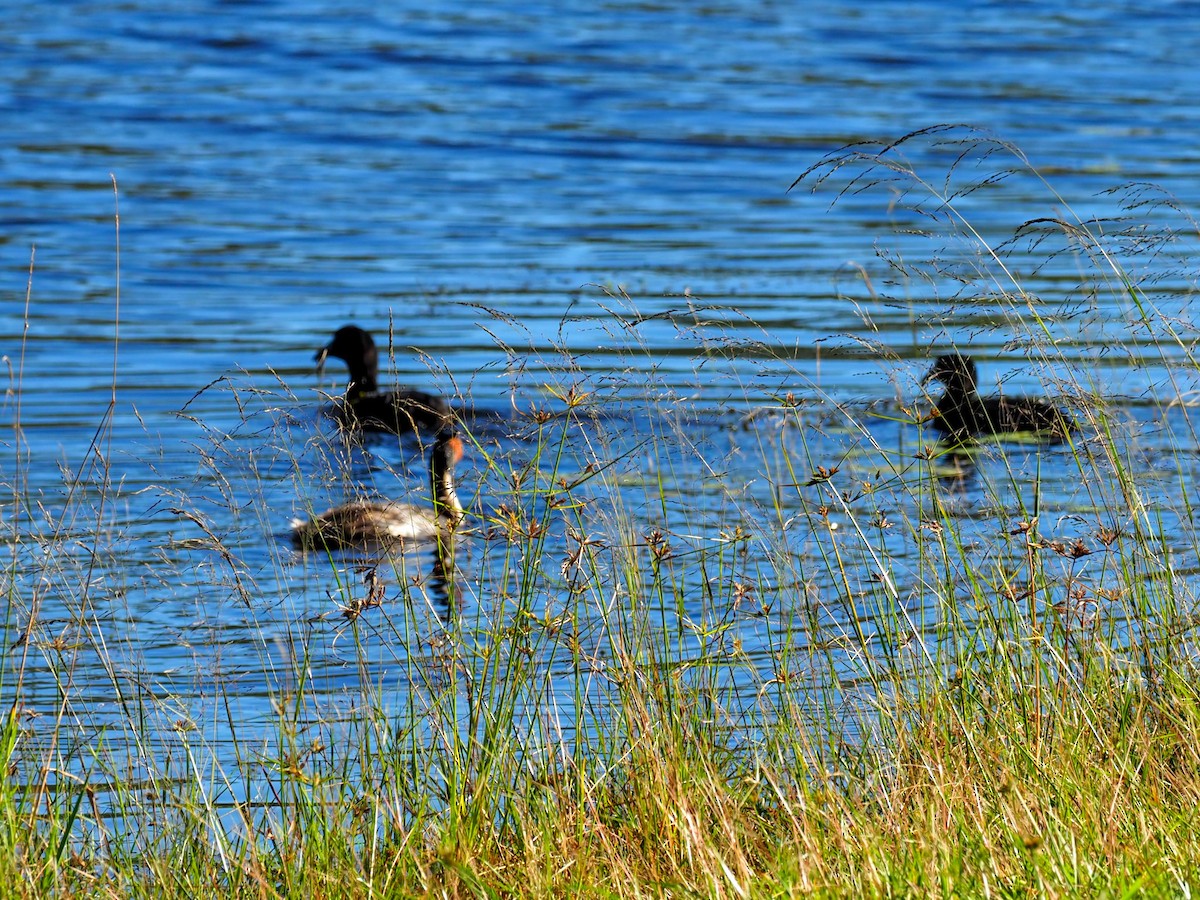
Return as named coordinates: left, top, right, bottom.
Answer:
left=6, top=130, right=1200, bottom=896
left=4, top=653, right=1199, bottom=897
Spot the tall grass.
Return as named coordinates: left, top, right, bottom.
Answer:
left=5, top=129, right=1200, bottom=896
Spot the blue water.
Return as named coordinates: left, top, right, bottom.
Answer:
left=3, top=0, right=1200, bottom=807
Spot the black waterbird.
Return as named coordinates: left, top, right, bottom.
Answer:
left=316, top=324, right=451, bottom=435
left=921, top=354, right=1072, bottom=443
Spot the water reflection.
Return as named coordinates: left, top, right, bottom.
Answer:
left=308, top=538, right=460, bottom=627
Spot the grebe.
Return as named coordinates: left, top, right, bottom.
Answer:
left=316, top=325, right=450, bottom=435
left=921, top=354, right=1072, bottom=443
left=291, top=430, right=465, bottom=551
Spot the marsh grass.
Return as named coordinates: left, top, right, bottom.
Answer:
left=6, top=129, right=1200, bottom=896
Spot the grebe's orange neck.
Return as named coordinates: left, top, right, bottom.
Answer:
left=431, top=433, right=465, bottom=526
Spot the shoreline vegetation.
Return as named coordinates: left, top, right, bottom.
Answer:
left=6, top=130, right=1200, bottom=896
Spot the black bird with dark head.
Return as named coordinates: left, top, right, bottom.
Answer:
left=316, top=325, right=450, bottom=436
left=921, top=353, right=1072, bottom=443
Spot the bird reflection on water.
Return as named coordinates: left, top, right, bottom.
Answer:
left=313, top=537, right=462, bottom=627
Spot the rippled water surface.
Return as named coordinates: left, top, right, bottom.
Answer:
left=5, top=0, right=1200, bottom=789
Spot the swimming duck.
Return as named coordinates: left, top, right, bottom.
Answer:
left=291, top=430, right=465, bottom=551
left=921, top=354, right=1071, bottom=442
left=317, top=325, right=450, bottom=435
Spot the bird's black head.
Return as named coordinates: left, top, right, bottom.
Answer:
left=314, top=325, right=380, bottom=393
left=316, top=325, right=376, bottom=366
left=921, top=354, right=978, bottom=392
